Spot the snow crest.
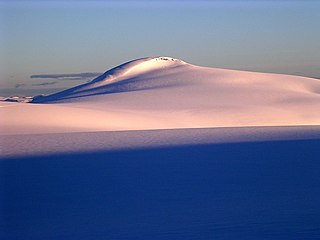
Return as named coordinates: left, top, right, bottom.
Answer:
left=32, top=56, right=187, bottom=103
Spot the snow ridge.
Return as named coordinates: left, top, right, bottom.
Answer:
left=32, top=56, right=187, bottom=103
left=94, top=56, right=186, bottom=83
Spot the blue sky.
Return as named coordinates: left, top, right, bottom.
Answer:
left=1, top=0, right=320, bottom=95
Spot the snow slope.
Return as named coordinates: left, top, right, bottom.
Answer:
left=1, top=56, right=320, bottom=135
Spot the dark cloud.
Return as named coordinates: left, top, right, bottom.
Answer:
left=32, top=81, right=58, bottom=86
left=15, top=83, right=26, bottom=88
left=30, top=72, right=102, bottom=81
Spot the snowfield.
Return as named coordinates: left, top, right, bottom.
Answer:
left=1, top=125, right=320, bottom=158
left=1, top=57, right=320, bottom=240
left=1, top=56, right=320, bottom=136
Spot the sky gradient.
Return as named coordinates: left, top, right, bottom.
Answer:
left=1, top=0, right=320, bottom=96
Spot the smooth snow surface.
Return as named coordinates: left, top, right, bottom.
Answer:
left=1, top=126, right=320, bottom=158
left=1, top=57, right=320, bottom=239
left=1, top=56, right=320, bottom=135
left=2, top=135, right=320, bottom=239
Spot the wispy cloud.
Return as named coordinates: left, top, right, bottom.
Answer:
left=15, top=83, right=26, bottom=88
left=32, top=81, right=58, bottom=86
left=30, top=72, right=102, bottom=81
